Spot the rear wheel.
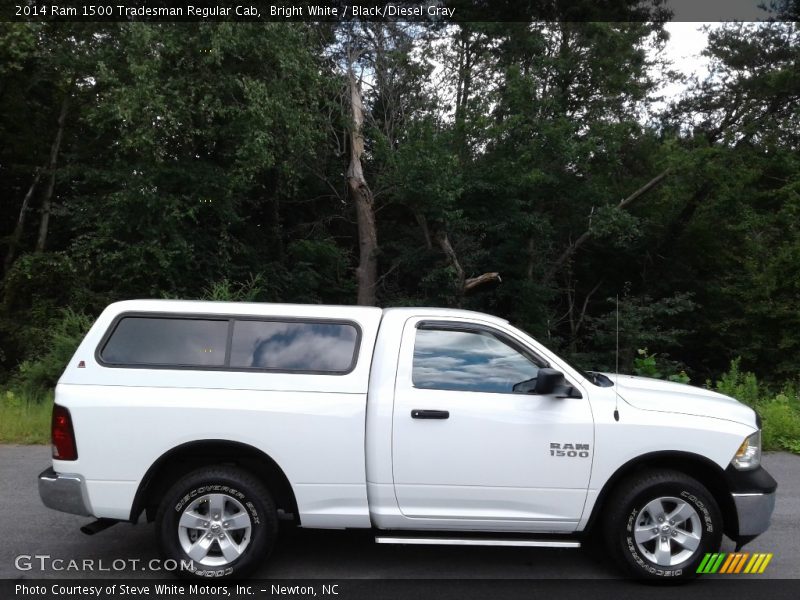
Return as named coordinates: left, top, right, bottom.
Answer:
left=604, top=469, right=722, bottom=580
left=155, top=466, right=278, bottom=579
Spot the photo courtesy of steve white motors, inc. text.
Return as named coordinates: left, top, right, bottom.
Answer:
left=14, top=583, right=339, bottom=597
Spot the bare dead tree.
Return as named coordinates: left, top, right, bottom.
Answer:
left=345, top=44, right=379, bottom=306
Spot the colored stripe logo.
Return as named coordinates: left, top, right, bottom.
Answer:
left=697, top=552, right=773, bottom=574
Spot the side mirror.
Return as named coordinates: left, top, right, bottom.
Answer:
left=534, top=368, right=582, bottom=398
left=534, top=368, right=564, bottom=395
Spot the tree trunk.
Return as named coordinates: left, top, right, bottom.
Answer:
left=567, top=279, right=602, bottom=352
left=649, top=183, right=712, bottom=269
left=271, top=195, right=284, bottom=263
left=526, top=236, right=535, bottom=281
left=3, top=167, right=43, bottom=275
left=35, top=90, right=70, bottom=253
left=453, top=27, right=473, bottom=160
left=346, top=62, right=378, bottom=306
left=434, top=228, right=465, bottom=291
left=434, top=226, right=501, bottom=299
left=414, top=209, right=433, bottom=250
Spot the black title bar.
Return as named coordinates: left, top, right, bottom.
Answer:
left=2, top=0, right=797, bottom=23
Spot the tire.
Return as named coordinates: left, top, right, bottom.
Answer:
left=155, top=466, right=278, bottom=579
left=604, top=469, right=722, bottom=581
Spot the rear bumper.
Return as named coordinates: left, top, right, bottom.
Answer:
left=725, top=465, right=777, bottom=541
left=38, top=467, right=93, bottom=516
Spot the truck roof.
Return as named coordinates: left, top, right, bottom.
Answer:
left=381, top=306, right=510, bottom=324
left=103, top=299, right=508, bottom=325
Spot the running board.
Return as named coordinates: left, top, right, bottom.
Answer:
left=375, top=536, right=580, bottom=548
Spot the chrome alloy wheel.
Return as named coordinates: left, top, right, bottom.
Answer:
left=177, top=493, right=252, bottom=567
left=633, top=496, right=702, bottom=567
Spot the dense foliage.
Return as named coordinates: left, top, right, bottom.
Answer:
left=1, top=20, right=798, bottom=398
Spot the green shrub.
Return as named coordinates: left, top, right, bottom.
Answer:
left=200, top=274, right=264, bottom=302
left=13, top=309, right=93, bottom=396
left=713, top=358, right=760, bottom=408
left=633, top=348, right=661, bottom=378
left=632, top=348, right=690, bottom=384
left=759, top=394, right=800, bottom=451
left=0, top=252, right=94, bottom=376
left=711, top=359, right=800, bottom=453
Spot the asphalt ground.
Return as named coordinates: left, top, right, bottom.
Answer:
left=1, top=446, right=796, bottom=586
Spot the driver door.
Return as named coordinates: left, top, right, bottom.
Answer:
left=391, top=318, right=594, bottom=531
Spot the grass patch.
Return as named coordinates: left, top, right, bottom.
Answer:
left=0, top=389, right=51, bottom=444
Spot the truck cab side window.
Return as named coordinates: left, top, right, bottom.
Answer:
left=412, top=328, right=541, bottom=394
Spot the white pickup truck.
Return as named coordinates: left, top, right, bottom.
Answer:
left=39, top=300, right=776, bottom=580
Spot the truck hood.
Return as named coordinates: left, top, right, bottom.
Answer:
left=602, top=373, right=757, bottom=428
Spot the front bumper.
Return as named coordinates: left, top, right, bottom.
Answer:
left=38, top=467, right=93, bottom=516
left=732, top=492, right=776, bottom=536
left=725, top=465, right=777, bottom=540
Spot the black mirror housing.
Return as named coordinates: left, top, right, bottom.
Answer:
left=534, top=368, right=564, bottom=395
left=534, top=368, right=582, bottom=398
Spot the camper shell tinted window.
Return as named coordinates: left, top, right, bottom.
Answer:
left=100, top=317, right=228, bottom=367
left=97, top=313, right=360, bottom=374
left=230, top=320, right=357, bottom=372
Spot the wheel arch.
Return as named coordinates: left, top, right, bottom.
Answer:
left=129, top=439, right=299, bottom=525
left=583, top=451, right=737, bottom=539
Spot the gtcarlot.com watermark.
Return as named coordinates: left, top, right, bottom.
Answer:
left=14, top=554, right=191, bottom=573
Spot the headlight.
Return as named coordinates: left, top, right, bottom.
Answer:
left=731, top=430, right=761, bottom=470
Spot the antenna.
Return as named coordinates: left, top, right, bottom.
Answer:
left=614, top=294, right=620, bottom=422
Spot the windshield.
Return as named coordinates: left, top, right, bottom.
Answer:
left=516, top=326, right=613, bottom=387
left=559, top=355, right=614, bottom=387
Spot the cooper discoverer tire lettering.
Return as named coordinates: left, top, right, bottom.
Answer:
left=155, top=466, right=278, bottom=579
left=604, top=469, right=722, bottom=581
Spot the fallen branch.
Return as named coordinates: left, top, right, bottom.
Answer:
left=433, top=228, right=501, bottom=297
left=464, top=272, right=501, bottom=293
left=545, top=168, right=671, bottom=282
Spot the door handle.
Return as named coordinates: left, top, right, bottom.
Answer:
left=411, top=409, right=450, bottom=419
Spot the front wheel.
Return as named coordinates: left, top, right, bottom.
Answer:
left=155, top=466, right=278, bottom=579
left=604, top=469, right=722, bottom=580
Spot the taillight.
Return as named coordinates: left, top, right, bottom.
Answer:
left=52, top=404, right=78, bottom=460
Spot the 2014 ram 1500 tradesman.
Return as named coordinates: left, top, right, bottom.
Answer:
left=39, top=300, right=776, bottom=580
